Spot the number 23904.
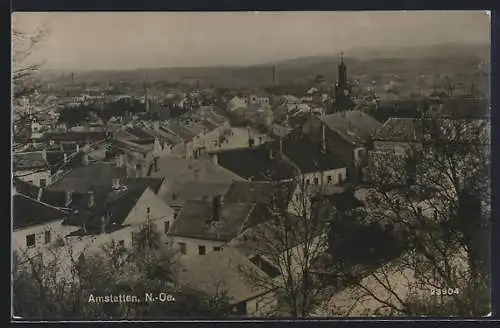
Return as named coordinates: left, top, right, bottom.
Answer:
left=430, top=288, right=460, bottom=296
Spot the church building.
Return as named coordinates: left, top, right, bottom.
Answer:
left=328, top=52, right=355, bottom=114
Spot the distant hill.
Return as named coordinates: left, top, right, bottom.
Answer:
left=39, top=42, right=490, bottom=89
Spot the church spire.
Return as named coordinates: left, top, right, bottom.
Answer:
left=340, top=50, right=344, bottom=65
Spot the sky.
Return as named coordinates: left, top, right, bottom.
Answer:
left=12, top=11, right=491, bottom=71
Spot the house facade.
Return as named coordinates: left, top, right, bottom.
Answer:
left=12, top=193, right=76, bottom=260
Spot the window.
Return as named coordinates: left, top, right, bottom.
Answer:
left=39, top=179, right=47, bottom=188
left=305, top=179, right=310, bottom=185
left=313, top=177, right=319, bottom=185
left=178, top=242, right=186, bottom=254
left=327, top=175, right=332, bottom=183
left=337, top=173, right=343, bottom=183
left=164, top=221, right=170, bottom=234
left=44, top=230, right=51, bottom=244
left=26, top=234, right=35, bottom=248
left=213, top=246, right=221, bottom=251
left=232, top=302, right=247, bottom=315
left=198, top=245, right=206, bottom=255
left=118, top=240, right=125, bottom=248
left=357, top=149, right=364, bottom=159
left=27, top=180, right=33, bottom=184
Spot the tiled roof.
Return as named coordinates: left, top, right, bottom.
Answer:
left=48, top=164, right=128, bottom=192
left=124, top=177, right=165, bottom=194
left=149, top=156, right=245, bottom=184
left=372, top=118, right=423, bottom=142
left=13, top=193, right=68, bottom=230
left=13, top=178, right=41, bottom=200
left=231, top=213, right=310, bottom=258
left=111, top=139, right=153, bottom=155
left=199, top=120, right=218, bottom=131
left=169, top=199, right=255, bottom=242
left=165, top=123, right=196, bottom=141
left=42, top=131, right=106, bottom=142
left=13, top=153, right=48, bottom=170
left=282, top=134, right=347, bottom=173
left=322, top=110, right=382, bottom=145
left=224, top=180, right=295, bottom=206
left=184, top=123, right=206, bottom=136
left=159, top=181, right=231, bottom=207
left=126, top=127, right=155, bottom=139
left=63, top=186, right=147, bottom=232
left=213, top=144, right=297, bottom=182
left=178, top=247, right=270, bottom=305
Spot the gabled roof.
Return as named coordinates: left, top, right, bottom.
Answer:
left=63, top=185, right=148, bottom=233
left=159, top=181, right=231, bottom=207
left=231, top=212, right=313, bottom=258
left=111, top=139, right=153, bottom=155
left=199, top=120, right=218, bottom=131
left=164, top=123, right=196, bottom=141
left=178, top=247, right=270, bottom=305
left=48, top=163, right=128, bottom=192
left=169, top=199, right=255, bottom=242
left=224, top=180, right=295, bottom=206
left=13, top=153, right=48, bottom=170
left=213, top=144, right=297, bottom=182
left=282, top=134, right=347, bottom=173
left=149, top=156, right=245, bottom=184
left=13, top=193, right=68, bottom=230
left=372, top=117, right=423, bottom=142
left=322, top=110, right=382, bottom=145
left=126, top=127, right=155, bottom=139
left=42, top=131, right=106, bottom=142
left=124, top=177, right=165, bottom=194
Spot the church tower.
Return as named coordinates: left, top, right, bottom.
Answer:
left=329, top=51, right=354, bottom=114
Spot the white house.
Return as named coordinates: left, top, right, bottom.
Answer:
left=13, top=151, right=53, bottom=187
left=227, top=96, right=247, bottom=111
left=60, top=185, right=176, bottom=260
left=12, top=193, right=77, bottom=260
left=178, top=247, right=279, bottom=316
left=167, top=197, right=256, bottom=257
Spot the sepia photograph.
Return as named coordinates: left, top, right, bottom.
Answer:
left=11, top=11, right=491, bottom=319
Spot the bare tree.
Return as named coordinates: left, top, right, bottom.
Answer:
left=320, top=114, right=491, bottom=316
left=12, top=23, right=47, bottom=140
left=13, top=222, right=232, bottom=319
left=233, top=174, right=336, bottom=318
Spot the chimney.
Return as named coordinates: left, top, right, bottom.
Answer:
left=153, top=121, right=160, bottom=131
left=153, top=157, right=159, bottom=172
left=80, top=152, right=88, bottom=166
left=101, top=215, right=106, bottom=234
left=211, top=195, right=222, bottom=222
left=63, top=153, right=68, bottom=164
left=116, top=154, right=125, bottom=167
left=112, top=178, right=121, bottom=189
left=88, top=191, right=95, bottom=208
left=210, top=153, right=218, bottom=165
left=76, top=144, right=80, bottom=152
left=41, top=149, right=47, bottom=161
left=65, top=190, right=72, bottom=207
